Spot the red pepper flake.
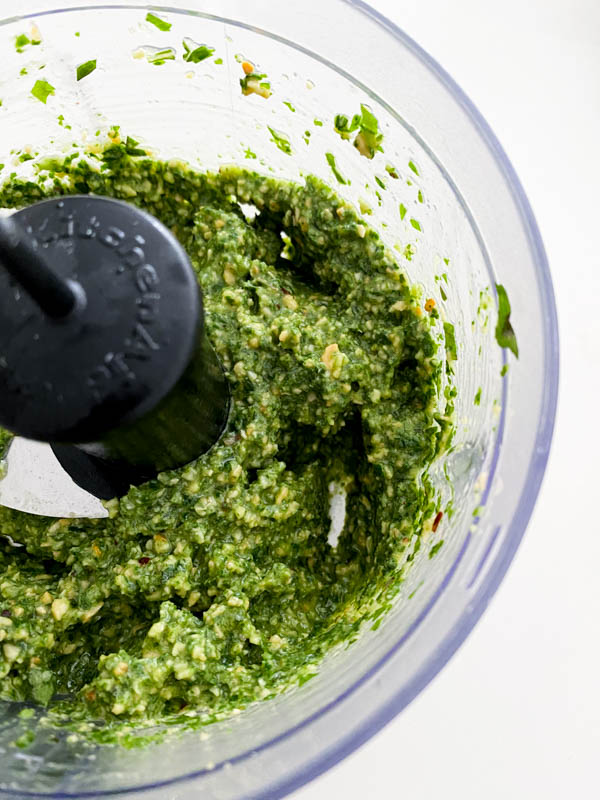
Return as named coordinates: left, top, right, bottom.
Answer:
left=432, top=511, right=443, bottom=532
left=138, top=556, right=150, bottom=565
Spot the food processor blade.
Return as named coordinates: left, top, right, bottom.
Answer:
left=0, top=437, right=108, bottom=518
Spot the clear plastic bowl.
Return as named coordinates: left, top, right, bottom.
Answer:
left=0, top=1, right=558, bottom=797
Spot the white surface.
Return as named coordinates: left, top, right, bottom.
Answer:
left=293, top=0, right=600, bottom=798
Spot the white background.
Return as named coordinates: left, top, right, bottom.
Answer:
left=293, top=0, right=600, bottom=797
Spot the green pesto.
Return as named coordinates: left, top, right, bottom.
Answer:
left=0, top=144, right=450, bottom=736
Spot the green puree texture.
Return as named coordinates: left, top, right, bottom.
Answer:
left=0, top=145, right=449, bottom=732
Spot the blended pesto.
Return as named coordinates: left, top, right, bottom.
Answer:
left=0, top=144, right=450, bottom=735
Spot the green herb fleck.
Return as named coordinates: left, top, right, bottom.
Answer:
left=325, top=152, right=347, bottom=184
left=417, top=189, right=424, bottom=203
left=385, top=164, right=399, bottom=179
left=375, top=175, right=386, bottom=190
left=240, top=71, right=271, bottom=99
left=298, top=671, right=317, bottom=687
left=474, top=388, right=482, bottom=406
left=408, top=159, right=419, bottom=175
left=501, top=363, right=509, bottom=377
left=472, top=505, right=481, bottom=518
left=15, top=33, right=41, bottom=53
left=75, top=31, right=80, bottom=37
left=410, top=218, right=421, bottom=232
left=280, top=232, right=295, bottom=261
left=444, top=322, right=457, bottom=361
left=408, top=581, right=424, bottom=599
left=18, top=153, right=34, bottom=162
left=333, top=114, right=360, bottom=139
left=399, top=203, right=407, bottom=220
left=244, top=147, right=257, bottom=159
left=267, top=126, right=291, bottom=155
left=313, top=118, right=323, bottom=126
left=334, top=104, right=383, bottom=159
left=15, top=33, right=29, bottom=52
left=440, top=286, right=447, bottom=302
left=145, top=47, right=176, bottom=65
left=494, top=284, right=518, bottom=357
left=403, top=243, right=416, bottom=261
left=20, top=67, right=28, bottom=76
left=101, top=136, right=147, bottom=168
left=282, top=101, right=296, bottom=112
left=146, top=12, right=171, bottom=31
left=31, top=79, right=55, bottom=103
left=76, top=59, right=97, bottom=81
left=429, top=540, right=444, bottom=559
left=14, top=730, right=35, bottom=749
left=182, top=39, right=214, bottom=63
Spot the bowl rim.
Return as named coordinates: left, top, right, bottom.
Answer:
left=0, top=2, right=559, bottom=798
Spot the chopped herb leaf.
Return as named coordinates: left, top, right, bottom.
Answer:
left=410, top=218, right=421, bottom=231
left=15, top=33, right=41, bottom=53
left=325, top=152, right=346, bottom=184
left=15, top=33, right=29, bottom=51
left=440, top=286, right=447, bottom=302
left=20, top=67, right=28, bottom=76
left=101, top=136, right=147, bottom=167
left=474, top=388, right=481, bottom=406
left=145, top=47, right=176, bottom=65
left=244, top=147, right=257, bottom=159
left=385, top=164, right=399, bottom=179
left=298, top=672, right=317, bottom=687
left=443, top=257, right=450, bottom=265
left=495, top=284, right=519, bottom=357
left=429, top=540, right=444, bottom=559
left=403, top=243, right=416, bottom=261
left=500, top=363, right=509, bottom=377
left=182, top=39, right=214, bottom=63
left=334, top=104, right=383, bottom=159
left=282, top=101, right=296, bottom=112
left=14, top=730, right=36, bottom=749
left=31, top=79, right=55, bottom=104
left=444, top=322, right=457, bottom=361
left=240, top=71, right=271, bottom=98
left=399, top=203, right=407, bottom=220
left=124, top=136, right=146, bottom=156
left=417, top=189, right=424, bottom=203
left=408, top=159, right=419, bottom=175
left=214, top=57, right=223, bottom=65
left=18, top=153, right=34, bottom=162
left=267, top=126, right=291, bottom=155
left=313, top=118, right=323, bottom=126
left=334, top=113, right=359, bottom=139
left=375, top=175, right=386, bottom=190
left=146, top=12, right=171, bottom=31
left=76, top=59, right=97, bottom=81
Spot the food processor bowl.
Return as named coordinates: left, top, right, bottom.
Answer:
left=0, top=1, right=558, bottom=797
